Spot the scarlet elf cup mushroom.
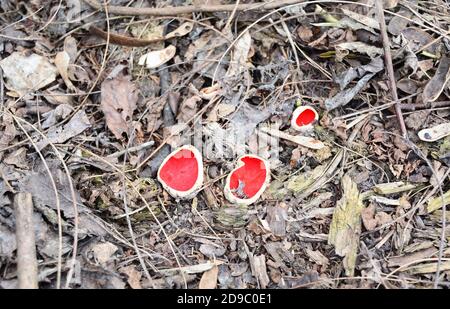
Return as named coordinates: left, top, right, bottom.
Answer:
left=291, top=106, right=319, bottom=132
left=157, top=145, right=203, bottom=199
left=224, top=155, right=270, bottom=205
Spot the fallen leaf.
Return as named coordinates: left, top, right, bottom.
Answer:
left=402, top=27, right=437, bottom=53
left=341, top=8, right=380, bottom=30
left=55, top=48, right=76, bottom=91
left=0, top=113, right=16, bottom=162
left=0, top=51, right=58, bottom=96
left=119, top=265, right=142, bottom=289
left=422, top=56, right=450, bottom=103
left=37, top=110, right=91, bottom=150
left=427, top=189, right=450, bottom=213
left=397, top=78, right=419, bottom=94
left=325, top=57, right=383, bottom=110
left=198, top=83, right=222, bottom=100
left=63, top=36, right=78, bottom=63
left=138, top=45, right=176, bottom=69
left=101, top=67, right=138, bottom=139
left=287, top=164, right=327, bottom=193
left=227, top=30, right=252, bottom=77
left=43, top=89, right=74, bottom=105
left=361, top=203, right=378, bottom=231
left=388, top=7, right=412, bottom=35
left=41, top=104, right=74, bottom=129
left=3, top=147, right=28, bottom=169
left=384, top=0, right=399, bottom=8
left=165, top=22, right=194, bottom=39
left=199, top=244, right=226, bottom=258
left=199, top=265, right=218, bottom=289
left=419, top=122, right=450, bottom=142
left=0, top=223, right=16, bottom=259
left=297, top=25, right=314, bottom=42
left=336, top=57, right=384, bottom=90
left=185, top=29, right=230, bottom=79
left=91, top=242, right=118, bottom=265
left=19, top=159, right=88, bottom=218
left=207, top=103, right=235, bottom=122
left=177, top=95, right=202, bottom=123
left=335, top=42, right=383, bottom=60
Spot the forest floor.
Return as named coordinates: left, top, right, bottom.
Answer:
left=1, top=0, right=450, bottom=289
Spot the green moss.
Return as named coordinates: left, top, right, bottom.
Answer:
left=215, top=205, right=249, bottom=229
left=132, top=207, right=161, bottom=222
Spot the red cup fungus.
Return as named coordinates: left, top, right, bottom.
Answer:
left=157, top=145, right=203, bottom=199
left=291, top=106, right=319, bottom=132
left=224, top=155, right=270, bottom=205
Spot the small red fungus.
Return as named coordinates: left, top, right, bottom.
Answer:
left=157, top=145, right=203, bottom=199
left=291, top=106, right=318, bottom=131
left=224, top=155, right=270, bottom=205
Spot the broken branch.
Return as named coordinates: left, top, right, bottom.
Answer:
left=14, top=192, right=38, bottom=289
left=375, top=0, right=408, bottom=138
left=83, top=0, right=305, bottom=16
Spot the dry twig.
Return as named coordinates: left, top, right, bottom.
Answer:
left=14, top=193, right=38, bottom=289
left=375, top=0, right=407, bottom=138
left=83, top=0, right=306, bottom=16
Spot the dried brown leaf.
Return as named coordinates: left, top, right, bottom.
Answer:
left=37, top=110, right=91, bottom=150
left=55, top=50, right=76, bottom=91
left=119, top=265, right=142, bottom=289
left=423, top=56, right=450, bottom=103
left=199, top=265, right=218, bottom=289
left=101, top=68, right=138, bottom=139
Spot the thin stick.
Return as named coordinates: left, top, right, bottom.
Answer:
left=14, top=193, right=38, bottom=289
left=107, top=141, right=155, bottom=158
left=83, top=0, right=305, bottom=16
left=375, top=0, right=407, bottom=138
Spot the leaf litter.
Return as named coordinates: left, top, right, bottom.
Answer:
left=1, top=0, right=450, bottom=290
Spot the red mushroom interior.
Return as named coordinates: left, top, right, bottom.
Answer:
left=159, top=148, right=199, bottom=192
left=229, top=156, right=267, bottom=199
left=295, top=108, right=316, bottom=127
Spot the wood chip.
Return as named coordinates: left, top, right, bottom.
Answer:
left=252, top=255, right=270, bottom=289
left=328, top=174, right=363, bottom=276
left=387, top=247, right=437, bottom=267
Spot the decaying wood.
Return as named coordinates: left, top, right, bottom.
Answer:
left=373, top=182, right=416, bottom=195
left=328, top=174, right=363, bottom=277
left=14, top=192, right=38, bottom=289
left=252, top=255, right=270, bottom=289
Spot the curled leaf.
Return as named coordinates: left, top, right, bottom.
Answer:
left=138, top=45, right=176, bottom=69
left=422, top=56, right=450, bottom=103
